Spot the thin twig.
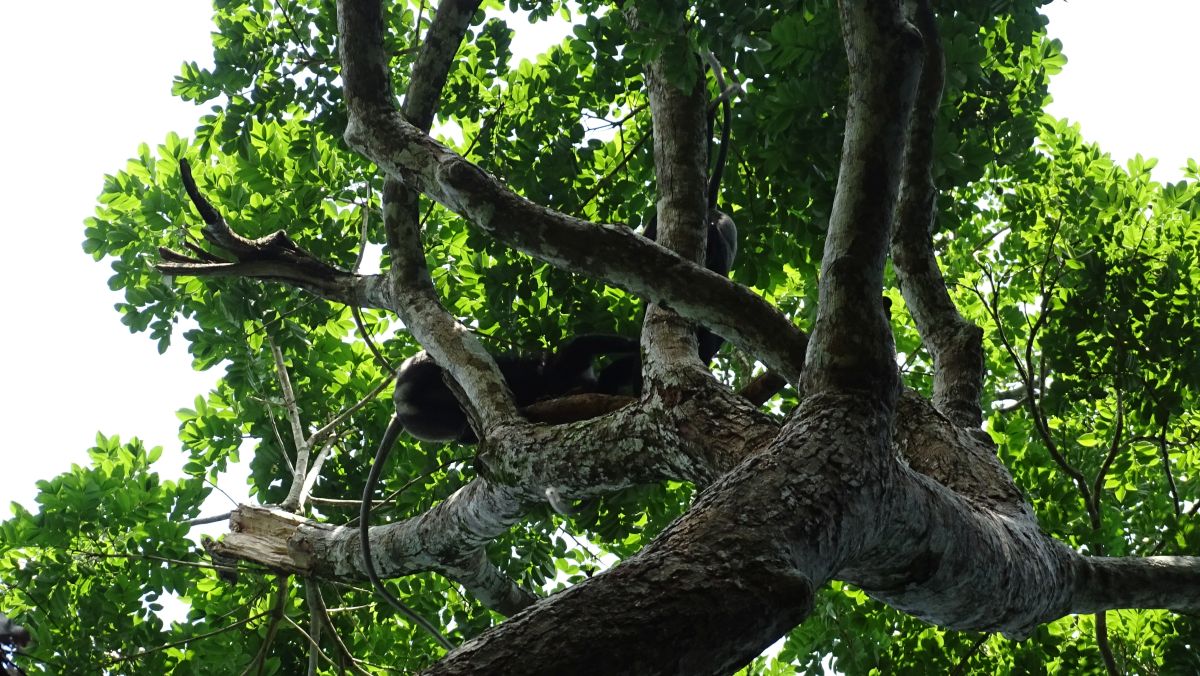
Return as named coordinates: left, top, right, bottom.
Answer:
left=312, top=584, right=373, bottom=676
left=351, top=305, right=396, bottom=373
left=1095, top=611, right=1120, bottom=676
left=1089, top=387, right=1124, bottom=525
left=308, top=370, right=396, bottom=447
left=66, top=548, right=220, bottom=571
left=299, top=437, right=337, bottom=506
left=241, top=577, right=291, bottom=676
left=106, top=611, right=270, bottom=665
left=282, top=613, right=337, bottom=674
left=271, top=337, right=311, bottom=510
left=272, top=0, right=315, bottom=62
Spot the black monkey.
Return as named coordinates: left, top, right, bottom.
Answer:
left=360, top=334, right=639, bottom=645
left=637, top=52, right=738, bottom=367
left=391, top=333, right=641, bottom=443
left=359, top=55, right=735, bottom=636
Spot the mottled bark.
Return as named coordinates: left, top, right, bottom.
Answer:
left=801, top=0, right=918, bottom=404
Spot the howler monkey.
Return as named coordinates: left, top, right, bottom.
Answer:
left=390, top=333, right=640, bottom=443
left=360, top=334, right=639, bottom=645
left=638, top=51, right=739, bottom=366
left=360, top=54, right=737, bottom=638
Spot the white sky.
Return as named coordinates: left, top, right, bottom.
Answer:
left=0, top=1, right=1196, bottom=513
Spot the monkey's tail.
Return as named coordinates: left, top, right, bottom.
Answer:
left=360, top=417, right=456, bottom=650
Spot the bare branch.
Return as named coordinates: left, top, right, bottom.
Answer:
left=240, top=578, right=290, bottom=676
left=801, top=1, right=921, bottom=402
left=298, top=437, right=336, bottom=506
left=310, top=585, right=372, bottom=676
left=185, top=512, right=232, bottom=527
left=273, top=337, right=313, bottom=511
left=104, top=611, right=270, bottom=666
left=1089, top=387, right=1125, bottom=524
left=1157, top=420, right=1182, bottom=518
left=890, top=0, right=985, bottom=427
left=160, top=160, right=392, bottom=308
left=1094, top=611, right=1120, bottom=676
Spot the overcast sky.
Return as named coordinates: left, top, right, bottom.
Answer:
left=0, top=1, right=1196, bottom=513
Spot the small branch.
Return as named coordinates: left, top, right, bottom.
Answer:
left=1157, top=420, right=1182, bottom=518
left=977, top=265, right=1096, bottom=525
left=271, top=338, right=308, bottom=453
left=310, top=496, right=401, bottom=508
left=263, top=397, right=295, bottom=474
left=577, top=125, right=651, bottom=210
left=1089, top=387, right=1124, bottom=525
left=66, top=548, right=220, bottom=572
left=105, top=611, right=270, bottom=666
left=351, top=305, right=395, bottom=372
left=303, top=583, right=323, bottom=676
left=273, top=338, right=311, bottom=511
left=272, top=0, right=315, bottom=62
left=948, top=634, right=988, bottom=676
left=307, top=370, right=395, bottom=448
left=281, top=614, right=337, bottom=675
left=241, top=577, right=291, bottom=676
left=890, top=0, right=984, bottom=427
left=1095, top=612, right=1120, bottom=676
left=184, top=512, right=233, bottom=527
left=311, top=585, right=372, bottom=676
left=298, top=438, right=336, bottom=506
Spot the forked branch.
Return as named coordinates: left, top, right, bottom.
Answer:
left=890, top=0, right=985, bottom=427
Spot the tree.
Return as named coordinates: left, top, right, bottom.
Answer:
left=2, top=0, right=1198, bottom=673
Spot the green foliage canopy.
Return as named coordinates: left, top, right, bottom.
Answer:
left=2, top=1, right=1198, bottom=673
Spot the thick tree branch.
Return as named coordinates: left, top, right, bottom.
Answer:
left=356, top=0, right=538, bottom=622
left=890, top=1, right=985, bottom=427
left=1069, top=556, right=1200, bottom=615
left=802, top=1, right=920, bottom=403
left=638, top=8, right=710, bottom=375
left=895, top=390, right=1032, bottom=520
left=335, top=0, right=807, bottom=383
left=401, top=0, right=480, bottom=132
left=210, top=501, right=532, bottom=616
left=427, top=399, right=885, bottom=674
left=380, top=172, right=523, bottom=434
